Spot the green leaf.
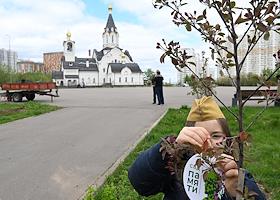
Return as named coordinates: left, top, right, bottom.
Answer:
left=215, top=24, right=220, bottom=30
left=185, top=21, right=192, bottom=31
left=235, top=13, right=248, bottom=24
left=197, top=15, right=204, bottom=21
left=266, top=15, right=275, bottom=25
left=222, top=13, right=231, bottom=22
left=228, top=35, right=234, bottom=43
left=203, top=9, right=207, bottom=17
left=188, top=62, right=196, bottom=66
left=185, top=55, right=193, bottom=59
left=230, top=1, right=236, bottom=9
left=263, top=31, right=270, bottom=41
left=226, top=53, right=233, bottom=58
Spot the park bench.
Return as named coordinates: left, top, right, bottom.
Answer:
left=232, top=89, right=279, bottom=106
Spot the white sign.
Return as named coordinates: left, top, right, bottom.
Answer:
left=183, top=154, right=210, bottom=200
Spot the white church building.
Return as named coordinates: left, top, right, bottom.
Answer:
left=52, top=6, right=144, bottom=87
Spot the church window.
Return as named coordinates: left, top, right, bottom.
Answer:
left=67, top=42, right=72, bottom=51
left=103, top=78, right=105, bottom=83
left=131, top=77, right=133, bottom=83
left=109, top=78, right=111, bottom=83
left=115, top=59, right=117, bottom=63
left=93, top=78, right=95, bottom=84
left=103, top=68, right=106, bottom=73
left=125, top=77, right=127, bottom=82
left=119, top=77, right=121, bottom=83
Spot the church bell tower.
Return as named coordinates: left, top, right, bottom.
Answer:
left=102, top=5, right=119, bottom=48
left=63, top=31, right=75, bottom=62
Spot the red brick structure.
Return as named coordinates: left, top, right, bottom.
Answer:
left=43, top=52, right=63, bottom=72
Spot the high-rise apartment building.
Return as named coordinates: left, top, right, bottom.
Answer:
left=177, top=48, right=206, bottom=85
left=0, top=48, right=18, bottom=71
left=223, top=30, right=280, bottom=77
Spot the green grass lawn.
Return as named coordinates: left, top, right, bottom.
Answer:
left=0, top=101, right=60, bottom=124
left=84, top=106, right=280, bottom=200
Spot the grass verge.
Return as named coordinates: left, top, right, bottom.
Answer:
left=84, top=106, right=280, bottom=200
left=0, top=101, right=61, bottom=124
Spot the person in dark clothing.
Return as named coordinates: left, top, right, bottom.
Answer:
left=151, top=74, right=156, bottom=104
left=128, top=96, right=266, bottom=200
left=154, top=70, right=164, bottom=105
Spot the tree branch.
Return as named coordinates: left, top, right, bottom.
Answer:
left=241, top=63, right=280, bottom=106
left=165, top=3, right=235, bottom=57
left=245, top=100, right=274, bottom=131
left=169, top=53, right=240, bottom=120
left=212, top=0, right=234, bottom=36
left=215, top=50, right=237, bottom=88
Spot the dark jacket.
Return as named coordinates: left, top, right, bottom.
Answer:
left=154, top=75, right=163, bottom=87
left=128, top=142, right=266, bottom=200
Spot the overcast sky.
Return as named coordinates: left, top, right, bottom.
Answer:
left=0, top=0, right=233, bottom=83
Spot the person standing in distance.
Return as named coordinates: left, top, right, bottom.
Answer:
left=151, top=73, right=156, bottom=104
left=154, top=70, right=164, bottom=105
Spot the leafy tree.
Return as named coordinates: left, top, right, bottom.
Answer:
left=0, top=65, right=12, bottom=84
left=153, top=0, right=280, bottom=198
left=260, top=67, right=279, bottom=85
left=184, top=52, right=216, bottom=97
left=0, top=64, right=51, bottom=84
left=143, top=68, right=155, bottom=86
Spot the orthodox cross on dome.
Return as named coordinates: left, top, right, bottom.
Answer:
left=108, top=4, right=112, bottom=14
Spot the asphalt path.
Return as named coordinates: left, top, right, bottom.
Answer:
left=0, top=86, right=250, bottom=200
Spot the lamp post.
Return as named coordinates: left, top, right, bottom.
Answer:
left=5, top=34, right=11, bottom=69
left=5, top=34, right=12, bottom=82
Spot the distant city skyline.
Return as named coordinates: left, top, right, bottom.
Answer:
left=1, top=0, right=275, bottom=83
left=0, top=0, right=210, bottom=83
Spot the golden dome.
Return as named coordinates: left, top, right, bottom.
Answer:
left=66, top=31, right=71, bottom=40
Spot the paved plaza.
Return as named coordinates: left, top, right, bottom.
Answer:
left=0, top=86, right=250, bottom=200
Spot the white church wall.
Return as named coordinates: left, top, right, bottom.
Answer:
left=64, top=69, right=79, bottom=75
left=79, top=71, right=99, bottom=86
left=120, top=67, right=132, bottom=86
left=131, top=73, right=144, bottom=85
left=114, top=73, right=123, bottom=86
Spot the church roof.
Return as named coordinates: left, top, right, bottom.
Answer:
left=93, top=48, right=133, bottom=62
left=105, top=13, right=117, bottom=32
left=65, top=75, right=79, bottom=79
left=124, top=50, right=133, bottom=62
left=52, top=71, right=63, bottom=79
left=93, top=49, right=104, bottom=61
left=108, top=63, right=142, bottom=73
left=62, top=57, right=98, bottom=71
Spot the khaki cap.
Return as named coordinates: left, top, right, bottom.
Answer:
left=187, top=96, right=225, bottom=121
